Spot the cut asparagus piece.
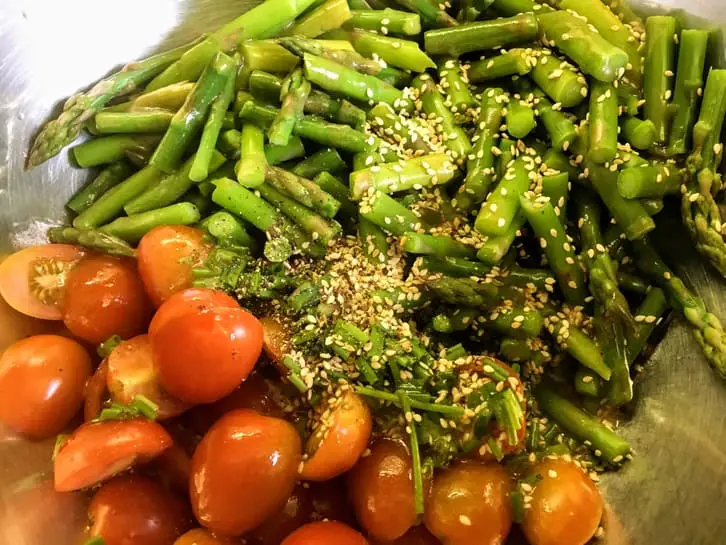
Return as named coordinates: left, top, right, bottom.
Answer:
left=643, top=16, right=677, bottom=146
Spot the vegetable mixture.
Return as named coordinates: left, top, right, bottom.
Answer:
left=2, top=0, right=726, bottom=543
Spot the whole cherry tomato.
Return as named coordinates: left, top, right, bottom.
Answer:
left=190, top=409, right=302, bottom=536
left=63, top=255, right=151, bottom=344
left=347, top=439, right=417, bottom=541
left=281, top=521, right=368, bottom=545
left=84, top=360, right=110, bottom=422
left=301, top=390, right=372, bottom=481
left=246, top=484, right=313, bottom=545
left=152, top=306, right=263, bottom=404
left=88, top=474, right=190, bottom=545
left=148, top=288, right=239, bottom=336
left=152, top=443, right=193, bottom=494
left=137, top=226, right=213, bottom=307
left=54, top=419, right=171, bottom=492
left=371, top=525, right=441, bottom=545
left=0, top=335, right=91, bottom=439
left=0, top=244, right=85, bottom=320
left=521, top=458, right=603, bottom=545
left=107, top=334, right=187, bottom=419
left=174, top=529, right=238, bottom=545
left=424, top=462, right=513, bottom=545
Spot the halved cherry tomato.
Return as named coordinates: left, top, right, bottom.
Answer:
left=0, top=244, right=85, bottom=320
left=246, top=484, right=313, bottom=545
left=259, top=316, right=292, bottom=364
left=0, top=334, right=91, bottom=439
left=521, top=458, right=603, bottom=545
left=85, top=360, right=110, bottom=421
left=137, top=226, right=213, bottom=307
left=281, top=521, right=368, bottom=545
left=190, top=409, right=302, bottom=536
left=424, top=462, right=513, bottom=545
left=301, top=390, right=372, bottom=481
left=54, top=419, right=172, bottom=492
left=88, top=474, right=190, bottom=545
left=152, top=307, right=263, bottom=404
left=63, top=255, right=151, bottom=344
left=348, top=439, right=417, bottom=542
left=148, top=288, right=239, bottom=336
left=107, top=334, right=187, bottom=419
left=174, top=529, right=238, bottom=545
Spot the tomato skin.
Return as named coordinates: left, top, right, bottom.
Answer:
left=371, top=525, right=441, bottom=545
left=348, top=439, right=417, bottom=542
left=107, top=334, right=187, bottom=419
left=148, top=288, right=239, bottom=336
left=152, top=443, right=193, bottom=494
left=301, top=391, right=372, bottom=481
left=89, top=474, right=190, bottom=545
left=424, top=462, right=513, bottom=545
left=190, top=409, right=302, bottom=536
left=259, top=316, right=291, bottom=363
left=152, top=307, right=263, bottom=404
left=246, top=484, right=313, bottom=545
left=0, top=244, right=86, bottom=320
left=521, top=458, right=603, bottom=545
left=54, top=419, right=172, bottom=492
left=137, top=226, right=213, bottom=307
left=63, top=255, right=151, bottom=344
left=174, top=528, right=238, bottom=545
left=281, top=521, right=368, bottom=545
left=309, top=478, right=357, bottom=526
left=0, top=335, right=91, bottom=439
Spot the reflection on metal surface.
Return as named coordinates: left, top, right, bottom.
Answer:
left=0, top=0, right=725, bottom=544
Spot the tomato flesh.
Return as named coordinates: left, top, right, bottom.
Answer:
left=85, top=360, right=110, bottom=422
left=137, top=226, right=213, bottom=307
left=0, top=334, right=91, bottom=439
left=54, top=419, right=172, bottom=492
left=281, top=521, right=369, bottom=545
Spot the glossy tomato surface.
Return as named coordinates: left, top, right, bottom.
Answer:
left=371, top=525, right=441, bottom=545
left=137, top=226, right=213, bottom=307
left=424, top=462, right=513, bottom=545
left=522, top=458, right=603, bottom=545
left=348, top=439, right=417, bottom=542
left=0, top=334, right=91, bottom=439
left=54, top=419, right=172, bottom=492
left=107, top=334, right=187, bottom=419
left=63, top=255, right=151, bottom=344
left=89, top=474, right=189, bottom=545
left=152, top=307, right=263, bottom=404
left=148, top=288, right=239, bottom=336
left=174, top=528, right=238, bottom=545
left=0, top=244, right=85, bottom=320
left=84, top=360, right=109, bottom=421
left=301, top=390, right=372, bottom=481
left=281, top=521, right=368, bottom=545
left=190, top=409, right=302, bottom=536
left=246, top=484, right=313, bottom=545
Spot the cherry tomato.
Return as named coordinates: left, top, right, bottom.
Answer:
left=152, top=307, right=263, bottom=404
left=424, top=462, right=513, bottom=545
left=0, top=335, right=91, bottom=439
left=281, top=521, right=368, bottom=545
left=259, top=316, right=292, bottom=364
left=107, top=334, right=187, bottom=419
left=301, top=390, right=372, bottom=481
left=63, top=255, right=151, bottom=344
left=137, top=226, right=213, bottom=307
left=309, top=478, right=357, bottom=526
left=85, top=360, right=110, bottom=421
left=54, top=419, right=172, bottom=492
left=152, top=443, right=192, bottom=494
left=190, top=409, right=302, bottom=536
left=148, top=288, right=239, bottom=336
left=88, top=474, right=190, bottom=545
left=348, top=439, right=417, bottom=541
left=0, top=244, right=85, bottom=320
left=371, top=525, right=441, bottom=545
left=174, top=529, right=238, bottom=545
left=246, top=484, right=313, bottom=545
left=521, top=458, right=603, bottom=545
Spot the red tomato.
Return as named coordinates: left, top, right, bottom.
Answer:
left=54, top=419, right=172, bottom=492
left=0, top=335, right=91, bottom=439
left=281, top=521, right=368, bottom=545
left=348, top=439, right=417, bottom=542
left=309, top=478, right=357, bottom=526
left=259, top=316, right=292, bottom=364
left=0, top=244, right=85, bottom=320
left=152, top=443, right=192, bottom=495
left=372, top=525, right=442, bottom=545
left=63, top=255, right=151, bottom=344
left=174, top=529, right=238, bottom=545
left=301, top=390, right=372, bottom=481
left=137, top=226, right=213, bottom=307
left=246, top=484, right=313, bottom=545
left=148, top=288, right=239, bottom=336
left=88, top=474, right=190, bottom=545
left=152, top=307, right=263, bottom=404
left=521, top=458, right=603, bottom=545
left=190, top=409, right=302, bottom=536
left=424, top=462, right=513, bottom=545
left=85, top=360, right=110, bottom=421
left=107, top=334, right=187, bottom=419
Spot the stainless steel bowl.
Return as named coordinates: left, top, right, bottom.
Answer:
left=1, top=1, right=725, bottom=543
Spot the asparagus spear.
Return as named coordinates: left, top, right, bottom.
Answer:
left=198, top=211, right=256, bottom=248
left=393, top=0, right=458, bottom=29
left=327, top=28, right=435, bottom=72
left=236, top=124, right=268, bottom=188
left=643, top=16, right=677, bottom=146
left=534, top=92, right=577, bottom=152
left=530, top=49, right=588, bottom=109
left=105, top=82, right=194, bottom=113
left=359, top=190, right=428, bottom=235
left=314, top=172, right=358, bottom=230
left=626, top=287, right=670, bottom=363
left=269, top=68, right=312, bottom=146
left=367, top=103, right=433, bottom=154
left=468, top=49, right=532, bottom=83
left=266, top=166, right=341, bottom=219
left=100, top=202, right=201, bottom=243
left=688, top=69, right=726, bottom=174
left=506, top=93, right=537, bottom=139
left=27, top=39, right=197, bottom=167
left=292, top=148, right=348, bottom=178
left=476, top=214, right=525, bottom=265
left=93, top=110, right=173, bottom=134
left=588, top=81, right=619, bottom=164
left=238, top=41, right=300, bottom=88
left=345, top=9, right=422, bottom=36
left=48, top=227, right=136, bottom=257
left=401, top=233, right=476, bottom=259
left=621, top=117, right=657, bottom=151
left=359, top=215, right=390, bottom=265
left=475, top=156, right=531, bottom=237
left=72, top=135, right=160, bottom=168
left=617, top=162, right=683, bottom=199
left=67, top=162, right=134, bottom=214
left=286, top=0, right=352, bottom=38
